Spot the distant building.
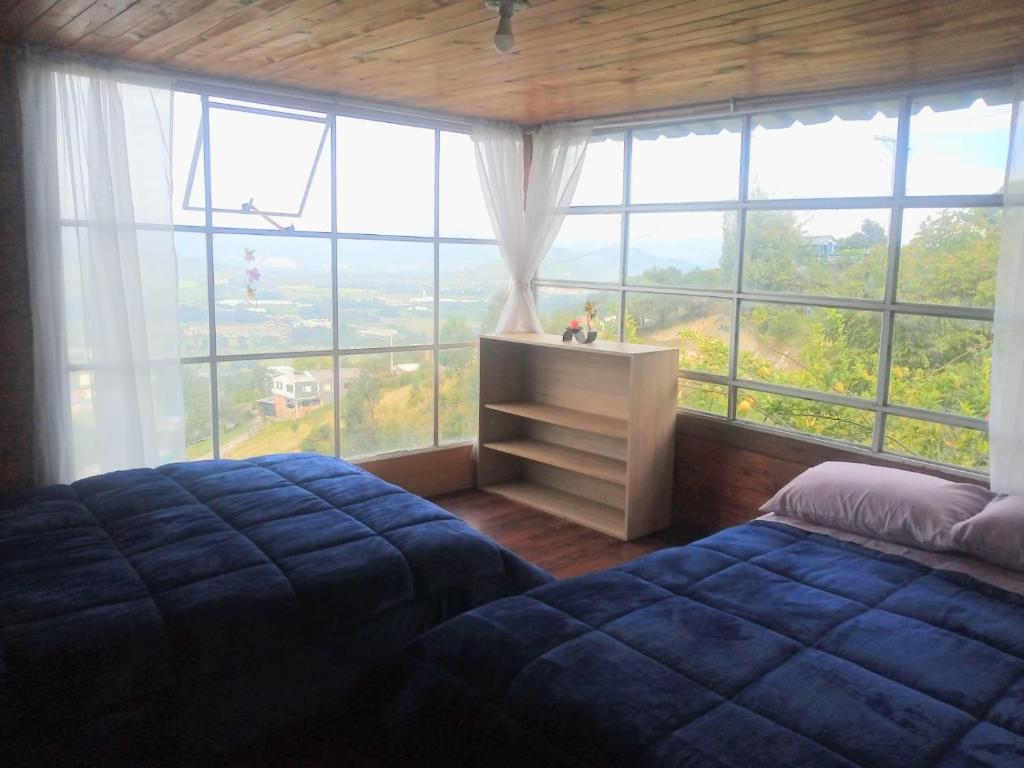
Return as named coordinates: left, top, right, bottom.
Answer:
left=808, top=235, right=839, bottom=258
left=257, top=366, right=360, bottom=420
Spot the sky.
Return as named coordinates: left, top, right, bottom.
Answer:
left=168, top=91, right=1013, bottom=287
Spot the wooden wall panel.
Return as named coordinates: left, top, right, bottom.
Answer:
left=672, top=413, right=989, bottom=534
left=0, top=44, right=35, bottom=492
left=2, top=1, right=1023, bottom=123
left=359, top=444, right=476, bottom=498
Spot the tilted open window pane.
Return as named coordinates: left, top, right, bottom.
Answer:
left=539, top=213, right=621, bottom=283
left=207, top=101, right=331, bottom=231
left=338, top=240, right=434, bottom=350
left=440, top=131, right=493, bottom=239
left=536, top=287, right=621, bottom=340
left=738, top=302, right=881, bottom=400
left=888, top=315, right=992, bottom=419
left=627, top=211, right=737, bottom=290
left=884, top=416, right=989, bottom=471
left=339, top=350, right=434, bottom=458
left=897, top=208, right=1001, bottom=308
left=571, top=133, right=624, bottom=206
left=749, top=102, right=898, bottom=199
left=213, top=234, right=333, bottom=354
left=440, top=347, right=479, bottom=445
left=218, top=357, right=336, bottom=459
left=741, top=209, right=889, bottom=299
left=337, top=117, right=434, bottom=236
left=906, top=92, right=1013, bottom=196
left=678, top=380, right=729, bottom=416
left=737, top=388, right=875, bottom=447
left=439, top=243, right=505, bottom=343
left=625, top=292, right=731, bottom=376
left=630, top=120, right=742, bottom=203
left=172, top=91, right=204, bottom=226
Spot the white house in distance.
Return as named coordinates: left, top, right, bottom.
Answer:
left=257, top=366, right=359, bottom=420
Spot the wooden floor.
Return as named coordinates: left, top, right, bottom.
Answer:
left=434, top=488, right=702, bottom=579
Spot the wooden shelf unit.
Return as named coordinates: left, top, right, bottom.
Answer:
left=478, top=333, right=678, bottom=541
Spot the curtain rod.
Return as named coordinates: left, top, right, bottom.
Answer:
left=526, top=66, right=1019, bottom=133
left=13, top=43, right=476, bottom=133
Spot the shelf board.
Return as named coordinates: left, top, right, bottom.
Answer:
left=483, top=439, right=626, bottom=485
left=485, top=401, right=628, bottom=440
left=482, top=481, right=626, bottom=540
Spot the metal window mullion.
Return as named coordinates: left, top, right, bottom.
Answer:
left=728, top=114, right=752, bottom=420
left=874, top=96, right=913, bottom=452
left=330, top=112, right=342, bottom=459
left=433, top=129, right=441, bottom=447
left=618, top=129, right=633, bottom=341
left=199, top=94, right=220, bottom=460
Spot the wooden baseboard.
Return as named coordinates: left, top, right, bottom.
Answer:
left=358, top=444, right=475, bottom=498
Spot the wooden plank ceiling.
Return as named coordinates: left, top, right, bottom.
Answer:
left=2, top=0, right=1023, bottom=124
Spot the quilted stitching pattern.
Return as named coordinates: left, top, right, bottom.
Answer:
left=386, top=521, right=1024, bottom=768
left=0, top=453, right=549, bottom=764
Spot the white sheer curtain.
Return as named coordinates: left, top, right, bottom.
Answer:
left=473, top=121, right=592, bottom=333
left=992, top=70, right=1024, bottom=493
left=20, top=56, right=184, bottom=483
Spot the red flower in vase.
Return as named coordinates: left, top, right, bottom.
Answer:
left=568, top=319, right=580, bottom=330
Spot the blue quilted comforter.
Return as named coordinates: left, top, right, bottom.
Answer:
left=380, top=521, right=1024, bottom=768
left=0, top=453, right=549, bottom=766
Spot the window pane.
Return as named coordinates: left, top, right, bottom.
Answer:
left=678, top=380, right=728, bottom=416
left=214, top=234, right=332, bottom=354
left=183, top=363, right=213, bottom=460
left=888, top=315, right=991, bottom=419
left=339, top=351, right=433, bottom=457
left=440, top=243, right=505, bottom=342
left=631, top=120, right=741, bottom=203
left=69, top=370, right=99, bottom=479
left=737, top=388, right=875, bottom=447
left=536, top=287, right=621, bottom=340
left=539, top=214, right=621, bottom=283
left=625, top=292, right=731, bottom=375
left=176, top=231, right=209, bottom=356
left=218, top=357, right=335, bottom=459
left=172, top=91, right=204, bottom=226
left=739, top=302, right=881, bottom=400
left=572, top=133, right=624, bottom=206
left=338, top=240, right=434, bottom=349
left=906, top=93, right=1013, bottom=196
left=627, top=211, right=737, bottom=290
left=209, top=102, right=331, bottom=231
left=749, top=102, right=898, bottom=199
left=440, top=131, right=493, bottom=239
left=440, top=347, right=479, bottom=444
left=742, top=209, right=889, bottom=299
left=884, top=416, right=988, bottom=471
left=897, top=208, right=1000, bottom=308
left=338, top=117, right=434, bottom=236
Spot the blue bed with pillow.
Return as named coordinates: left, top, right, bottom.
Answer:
left=0, top=453, right=549, bottom=766
left=377, top=464, right=1024, bottom=768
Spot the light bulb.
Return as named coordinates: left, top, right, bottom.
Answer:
left=493, top=12, right=515, bottom=53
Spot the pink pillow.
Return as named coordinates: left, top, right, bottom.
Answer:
left=951, top=495, right=1024, bottom=571
left=760, top=461, right=993, bottom=551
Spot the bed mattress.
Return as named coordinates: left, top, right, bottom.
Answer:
left=0, top=453, right=549, bottom=766
left=378, top=520, right=1024, bottom=767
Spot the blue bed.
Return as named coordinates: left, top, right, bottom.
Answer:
left=0, top=453, right=549, bottom=766
left=379, top=520, right=1024, bottom=768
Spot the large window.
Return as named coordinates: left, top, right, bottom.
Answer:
left=168, top=90, right=494, bottom=461
left=538, top=86, right=1013, bottom=473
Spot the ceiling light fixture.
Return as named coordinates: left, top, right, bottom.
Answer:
left=485, top=0, right=528, bottom=54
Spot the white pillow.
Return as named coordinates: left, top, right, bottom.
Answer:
left=951, top=495, right=1024, bottom=571
left=760, top=461, right=993, bottom=551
